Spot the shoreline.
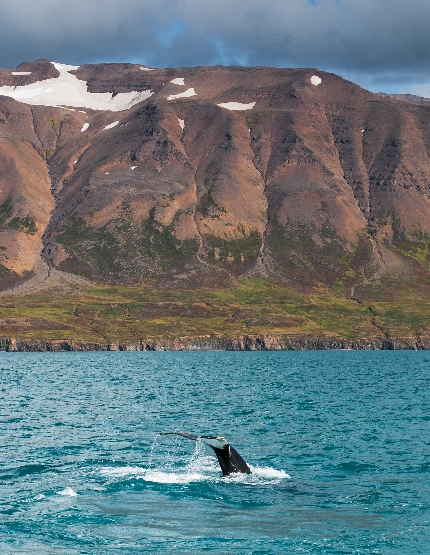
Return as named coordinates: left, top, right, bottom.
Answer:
left=1, top=335, right=430, bottom=352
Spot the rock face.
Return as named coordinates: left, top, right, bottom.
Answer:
left=1, top=335, right=429, bottom=352
left=2, top=60, right=430, bottom=292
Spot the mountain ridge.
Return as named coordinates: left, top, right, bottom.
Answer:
left=1, top=60, right=430, bottom=300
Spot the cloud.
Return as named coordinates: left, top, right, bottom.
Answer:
left=1, top=0, right=430, bottom=92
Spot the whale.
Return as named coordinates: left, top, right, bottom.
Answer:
left=159, top=432, right=252, bottom=475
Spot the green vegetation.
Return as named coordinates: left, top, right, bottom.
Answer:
left=203, top=232, right=262, bottom=273
left=389, top=224, right=430, bottom=269
left=0, top=263, right=10, bottom=277
left=47, top=117, right=63, bottom=137
left=197, top=190, right=226, bottom=218
left=56, top=214, right=123, bottom=278
left=1, top=278, right=430, bottom=344
left=7, top=215, right=37, bottom=234
left=267, top=217, right=373, bottom=288
left=45, top=148, right=56, bottom=160
left=0, top=198, right=37, bottom=234
left=56, top=208, right=199, bottom=280
left=0, top=198, right=13, bottom=225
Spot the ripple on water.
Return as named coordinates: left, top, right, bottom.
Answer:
left=0, top=350, right=429, bottom=554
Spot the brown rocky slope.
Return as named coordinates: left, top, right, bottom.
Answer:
left=2, top=60, right=430, bottom=296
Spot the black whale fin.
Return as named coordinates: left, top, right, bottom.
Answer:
left=159, top=432, right=252, bottom=476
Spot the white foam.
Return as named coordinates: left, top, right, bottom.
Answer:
left=12, top=72, right=32, bottom=76
left=100, top=466, right=146, bottom=477
left=0, top=62, right=153, bottom=112
left=250, top=466, right=290, bottom=479
left=310, top=75, right=322, bottom=86
left=99, top=460, right=289, bottom=486
left=217, top=101, right=256, bottom=110
left=170, top=77, right=185, bottom=86
left=178, top=118, right=185, bottom=129
left=81, top=122, right=89, bottom=132
left=103, top=121, right=119, bottom=130
left=57, top=487, right=77, bottom=497
left=167, top=88, right=196, bottom=100
left=140, top=471, right=205, bottom=483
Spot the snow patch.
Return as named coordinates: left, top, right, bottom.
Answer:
left=217, top=101, right=256, bottom=110
left=140, top=66, right=154, bottom=71
left=103, top=121, right=119, bottom=130
left=57, top=487, right=77, bottom=497
left=131, top=166, right=137, bottom=170
left=74, top=160, right=78, bottom=165
left=0, top=62, right=153, bottom=111
left=81, top=122, right=89, bottom=132
left=167, top=88, right=196, bottom=100
left=178, top=118, right=185, bottom=129
left=310, top=75, right=322, bottom=86
left=170, top=77, right=185, bottom=86
left=12, top=72, right=32, bottom=76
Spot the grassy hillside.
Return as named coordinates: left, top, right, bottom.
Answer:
left=1, top=278, right=429, bottom=345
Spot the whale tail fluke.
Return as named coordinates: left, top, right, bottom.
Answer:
left=159, top=432, right=252, bottom=475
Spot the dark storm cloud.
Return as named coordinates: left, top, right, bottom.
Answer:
left=2, top=0, right=430, bottom=91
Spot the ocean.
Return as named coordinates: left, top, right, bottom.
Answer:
left=0, top=351, right=429, bottom=554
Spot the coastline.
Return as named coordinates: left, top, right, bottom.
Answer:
left=1, top=335, right=430, bottom=352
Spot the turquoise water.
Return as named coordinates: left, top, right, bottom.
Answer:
left=0, top=351, right=429, bottom=554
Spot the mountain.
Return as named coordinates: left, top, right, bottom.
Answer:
left=2, top=60, right=430, bottom=297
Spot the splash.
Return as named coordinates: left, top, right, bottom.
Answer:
left=100, top=466, right=146, bottom=477
left=148, top=433, right=160, bottom=469
left=57, top=487, right=77, bottom=496
left=100, top=433, right=290, bottom=485
left=99, top=441, right=289, bottom=485
left=250, top=466, right=290, bottom=479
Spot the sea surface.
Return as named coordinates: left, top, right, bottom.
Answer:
left=0, top=351, right=429, bottom=554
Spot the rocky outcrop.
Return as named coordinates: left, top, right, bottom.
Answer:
left=1, top=335, right=429, bottom=351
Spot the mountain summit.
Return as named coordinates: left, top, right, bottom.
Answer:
left=1, top=60, right=430, bottom=296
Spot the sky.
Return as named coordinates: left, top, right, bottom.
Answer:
left=2, top=0, right=430, bottom=96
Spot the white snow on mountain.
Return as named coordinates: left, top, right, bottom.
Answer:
left=170, top=78, right=185, bottom=86
left=167, top=88, right=196, bottom=100
left=0, top=62, right=153, bottom=112
left=12, top=72, right=32, bottom=76
left=103, top=121, right=119, bottom=130
left=217, top=101, right=256, bottom=110
left=310, top=75, right=322, bottom=86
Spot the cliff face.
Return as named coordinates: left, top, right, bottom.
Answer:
left=2, top=61, right=430, bottom=293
